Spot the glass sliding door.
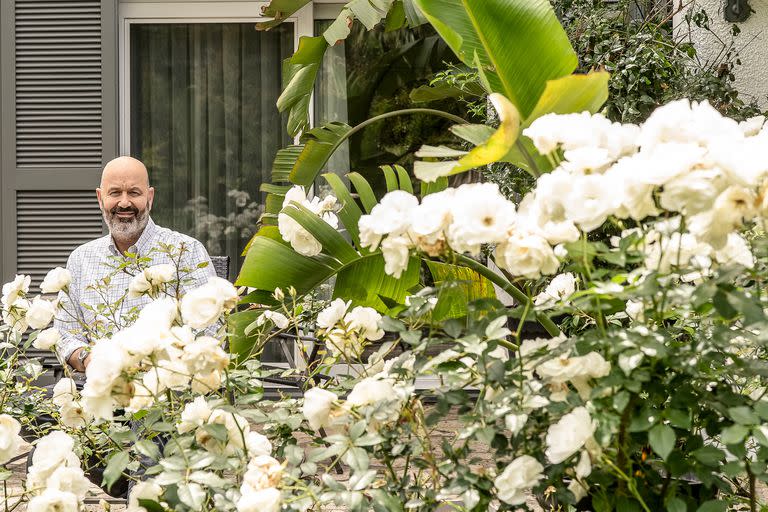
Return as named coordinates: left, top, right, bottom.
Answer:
left=129, top=22, right=294, bottom=277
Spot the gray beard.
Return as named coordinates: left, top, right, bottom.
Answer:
left=103, top=207, right=150, bottom=246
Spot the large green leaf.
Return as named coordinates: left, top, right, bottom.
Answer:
left=277, top=36, right=328, bottom=137
left=282, top=203, right=360, bottom=265
left=290, top=123, right=353, bottom=185
left=237, top=237, right=338, bottom=293
left=334, top=255, right=420, bottom=312
left=323, top=173, right=364, bottom=249
left=522, top=71, right=611, bottom=128
left=228, top=309, right=272, bottom=362
left=413, top=0, right=577, bottom=118
left=256, top=0, right=312, bottom=30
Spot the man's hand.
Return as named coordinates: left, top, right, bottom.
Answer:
left=68, top=347, right=92, bottom=373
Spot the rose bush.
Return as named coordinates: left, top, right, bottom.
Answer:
left=5, top=97, right=768, bottom=512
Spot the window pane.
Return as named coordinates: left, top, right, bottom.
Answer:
left=130, top=23, right=293, bottom=278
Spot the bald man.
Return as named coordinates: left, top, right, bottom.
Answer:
left=54, top=156, right=216, bottom=372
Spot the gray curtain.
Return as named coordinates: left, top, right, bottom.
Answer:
left=130, top=23, right=293, bottom=276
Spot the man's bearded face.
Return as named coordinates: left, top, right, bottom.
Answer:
left=97, top=158, right=154, bottom=245
left=102, top=202, right=150, bottom=241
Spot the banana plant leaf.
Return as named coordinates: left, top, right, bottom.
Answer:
left=413, top=0, right=577, bottom=119
left=427, top=260, right=497, bottom=321
left=277, top=36, right=328, bottom=137
left=256, top=0, right=312, bottom=31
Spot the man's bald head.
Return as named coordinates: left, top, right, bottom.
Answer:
left=96, top=156, right=155, bottom=251
left=100, top=156, right=150, bottom=189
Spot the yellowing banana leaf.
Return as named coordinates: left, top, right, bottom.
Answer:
left=427, top=260, right=496, bottom=321
left=413, top=93, right=520, bottom=182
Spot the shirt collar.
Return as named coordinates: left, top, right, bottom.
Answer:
left=108, top=217, right=157, bottom=256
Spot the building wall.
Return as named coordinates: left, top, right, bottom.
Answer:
left=675, top=0, right=768, bottom=109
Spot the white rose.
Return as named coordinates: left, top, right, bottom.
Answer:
left=494, top=455, right=544, bottom=505
left=347, top=377, right=395, bottom=407
left=128, top=271, right=151, bottom=299
left=715, top=233, right=755, bottom=268
left=178, top=396, right=212, bottom=434
left=182, top=336, right=228, bottom=374
left=33, top=327, right=61, bottom=350
left=316, top=298, right=350, bottom=330
left=575, top=450, right=592, bottom=478
left=689, top=185, right=757, bottom=249
left=29, top=431, right=77, bottom=479
left=27, top=489, right=79, bottom=512
left=81, top=394, right=115, bottom=423
left=180, top=277, right=239, bottom=329
left=447, top=183, right=517, bottom=255
left=236, top=487, right=281, bottom=512
left=1, top=274, right=30, bottom=307
left=145, top=264, right=176, bottom=285
left=191, top=369, right=222, bottom=394
left=2, top=299, right=29, bottom=333
left=199, top=409, right=250, bottom=455
left=26, top=296, right=56, bottom=330
left=40, top=267, right=72, bottom=294
left=358, top=190, right=419, bottom=242
left=381, top=234, right=413, bottom=278
left=545, top=407, right=597, bottom=464
left=302, top=387, right=337, bottom=430
left=83, top=339, right=128, bottom=397
left=206, top=277, right=239, bottom=310
left=278, top=213, right=322, bottom=257
left=0, top=414, right=24, bottom=465
left=625, top=300, right=645, bottom=322
left=58, top=401, right=92, bottom=429
left=135, top=297, right=178, bottom=330
left=46, top=465, right=90, bottom=498
left=563, top=173, right=622, bottom=232
left=156, top=359, right=191, bottom=391
left=181, top=286, right=223, bottom=330
left=52, top=378, right=77, bottom=407
left=344, top=306, right=384, bottom=341
left=246, top=432, right=272, bottom=457
left=126, top=382, right=156, bottom=413
left=256, top=310, right=290, bottom=330
left=241, top=455, right=283, bottom=493
left=496, top=232, right=559, bottom=279
left=534, top=273, right=576, bottom=307
left=504, top=413, right=528, bottom=436
left=411, top=190, right=454, bottom=244
left=127, top=481, right=163, bottom=511
left=659, top=167, right=725, bottom=215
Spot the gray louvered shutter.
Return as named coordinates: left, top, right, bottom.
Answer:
left=17, top=191, right=103, bottom=290
left=1, top=0, right=117, bottom=287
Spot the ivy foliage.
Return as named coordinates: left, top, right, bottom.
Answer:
left=557, top=0, right=763, bottom=123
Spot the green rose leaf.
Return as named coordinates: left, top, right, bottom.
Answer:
left=649, top=424, right=675, bottom=461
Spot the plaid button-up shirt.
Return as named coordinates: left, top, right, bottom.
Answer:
left=54, top=217, right=216, bottom=365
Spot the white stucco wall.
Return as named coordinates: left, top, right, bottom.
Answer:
left=674, top=0, right=768, bottom=109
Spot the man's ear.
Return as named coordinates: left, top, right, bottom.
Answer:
left=95, top=187, right=103, bottom=208
left=147, top=186, right=155, bottom=211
